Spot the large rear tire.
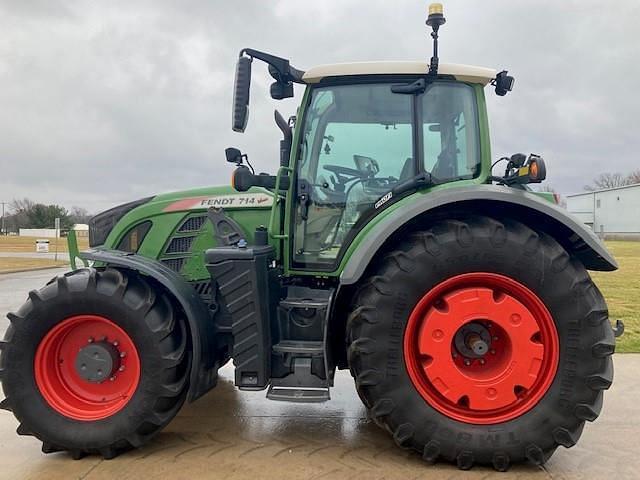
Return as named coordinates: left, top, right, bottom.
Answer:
left=0, top=268, right=190, bottom=459
left=346, top=216, right=615, bottom=471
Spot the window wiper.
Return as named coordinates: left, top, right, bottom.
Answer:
left=391, top=78, right=427, bottom=94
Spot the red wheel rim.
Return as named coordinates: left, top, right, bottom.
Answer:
left=34, top=315, right=141, bottom=421
left=404, top=273, right=559, bottom=424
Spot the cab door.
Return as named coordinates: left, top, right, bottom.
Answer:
left=288, top=82, right=415, bottom=272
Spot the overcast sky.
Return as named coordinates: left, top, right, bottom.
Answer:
left=1, top=0, right=638, bottom=213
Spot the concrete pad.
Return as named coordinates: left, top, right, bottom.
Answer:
left=0, top=269, right=638, bottom=479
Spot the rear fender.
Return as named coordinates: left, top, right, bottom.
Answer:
left=79, top=249, right=217, bottom=402
left=339, top=185, right=617, bottom=285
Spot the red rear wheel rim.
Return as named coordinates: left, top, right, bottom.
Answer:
left=34, top=315, right=141, bottom=421
left=404, top=273, right=559, bottom=424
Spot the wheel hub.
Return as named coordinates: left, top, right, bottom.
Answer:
left=404, top=273, right=559, bottom=424
left=75, top=341, right=121, bottom=383
left=34, top=315, right=140, bottom=421
left=453, top=322, right=491, bottom=358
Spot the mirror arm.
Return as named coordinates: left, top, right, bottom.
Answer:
left=240, top=48, right=305, bottom=83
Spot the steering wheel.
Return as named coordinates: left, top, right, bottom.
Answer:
left=323, top=164, right=363, bottom=178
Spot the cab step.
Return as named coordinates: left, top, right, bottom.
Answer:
left=272, top=340, right=323, bottom=355
left=266, top=386, right=330, bottom=403
left=267, top=355, right=331, bottom=402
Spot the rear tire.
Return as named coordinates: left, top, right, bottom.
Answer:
left=346, top=216, right=614, bottom=471
left=0, top=268, right=190, bottom=459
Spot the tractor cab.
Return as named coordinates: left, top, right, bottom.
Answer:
left=226, top=6, right=517, bottom=274
left=290, top=63, right=488, bottom=268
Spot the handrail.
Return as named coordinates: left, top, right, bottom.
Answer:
left=268, top=166, right=293, bottom=240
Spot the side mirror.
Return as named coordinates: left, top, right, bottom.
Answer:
left=232, top=56, right=252, bottom=132
left=494, top=70, right=515, bottom=96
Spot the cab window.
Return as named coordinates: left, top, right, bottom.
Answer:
left=293, top=83, right=413, bottom=268
left=292, top=80, right=480, bottom=270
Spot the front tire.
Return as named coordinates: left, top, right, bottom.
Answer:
left=0, top=268, right=190, bottom=459
left=346, top=216, right=614, bottom=471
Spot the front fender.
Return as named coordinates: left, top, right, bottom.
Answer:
left=340, top=185, right=617, bottom=285
left=79, top=249, right=217, bottom=402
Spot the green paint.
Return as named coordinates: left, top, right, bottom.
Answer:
left=269, top=166, right=293, bottom=240
left=94, top=185, right=274, bottom=283
left=66, top=229, right=88, bottom=270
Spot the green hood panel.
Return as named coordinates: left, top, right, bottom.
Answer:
left=102, top=186, right=276, bottom=282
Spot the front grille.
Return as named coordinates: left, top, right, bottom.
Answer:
left=161, top=258, right=186, bottom=272
left=166, top=236, right=195, bottom=254
left=178, top=215, right=207, bottom=233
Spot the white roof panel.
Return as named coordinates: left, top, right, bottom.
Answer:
left=302, top=61, right=497, bottom=85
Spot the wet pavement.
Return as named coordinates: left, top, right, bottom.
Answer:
left=1, top=268, right=638, bottom=479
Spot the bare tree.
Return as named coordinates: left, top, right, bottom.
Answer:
left=10, top=198, right=35, bottom=214
left=69, top=206, right=92, bottom=225
left=627, top=170, right=640, bottom=185
left=584, top=173, right=631, bottom=191
left=8, top=198, right=36, bottom=231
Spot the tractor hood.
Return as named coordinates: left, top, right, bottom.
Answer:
left=90, top=185, right=274, bottom=267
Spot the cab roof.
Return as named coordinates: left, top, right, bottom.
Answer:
left=302, top=61, right=497, bottom=86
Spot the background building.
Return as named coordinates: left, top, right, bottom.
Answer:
left=566, top=183, right=640, bottom=239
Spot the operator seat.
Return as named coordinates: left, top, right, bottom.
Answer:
left=399, top=157, right=414, bottom=181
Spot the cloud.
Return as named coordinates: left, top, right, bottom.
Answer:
left=0, top=0, right=638, bottom=212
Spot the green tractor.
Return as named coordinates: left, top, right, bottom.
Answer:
left=0, top=4, right=621, bottom=471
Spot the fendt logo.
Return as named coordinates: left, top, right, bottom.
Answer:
left=164, top=193, right=274, bottom=212
left=198, top=194, right=271, bottom=208
left=374, top=191, right=393, bottom=209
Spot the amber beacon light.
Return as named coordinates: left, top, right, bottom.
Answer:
left=426, top=3, right=446, bottom=75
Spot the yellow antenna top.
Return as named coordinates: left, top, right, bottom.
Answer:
left=428, top=3, right=443, bottom=16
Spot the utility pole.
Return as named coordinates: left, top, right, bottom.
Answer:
left=1, top=202, right=6, bottom=236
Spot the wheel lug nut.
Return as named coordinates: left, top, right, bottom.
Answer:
left=120, top=352, right=126, bottom=358
left=479, top=359, right=486, bottom=365
left=113, top=341, right=119, bottom=347
left=490, top=349, right=496, bottom=355
left=493, top=336, right=498, bottom=341
left=464, top=359, right=471, bottom=366
left=118, top=366, right=125, bottom=372
left=109, top=376, right=115, bottom=382
left=88, top=337, right=94, bottom=343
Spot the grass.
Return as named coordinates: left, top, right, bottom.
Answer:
left=592, top=241, right=640, bottom=353
left=0, top=235, right=89, bottom=253
left=0, top=257, right=68, bottom=273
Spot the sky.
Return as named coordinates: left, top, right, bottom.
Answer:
left=0, top=0, right=638, bottom=213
